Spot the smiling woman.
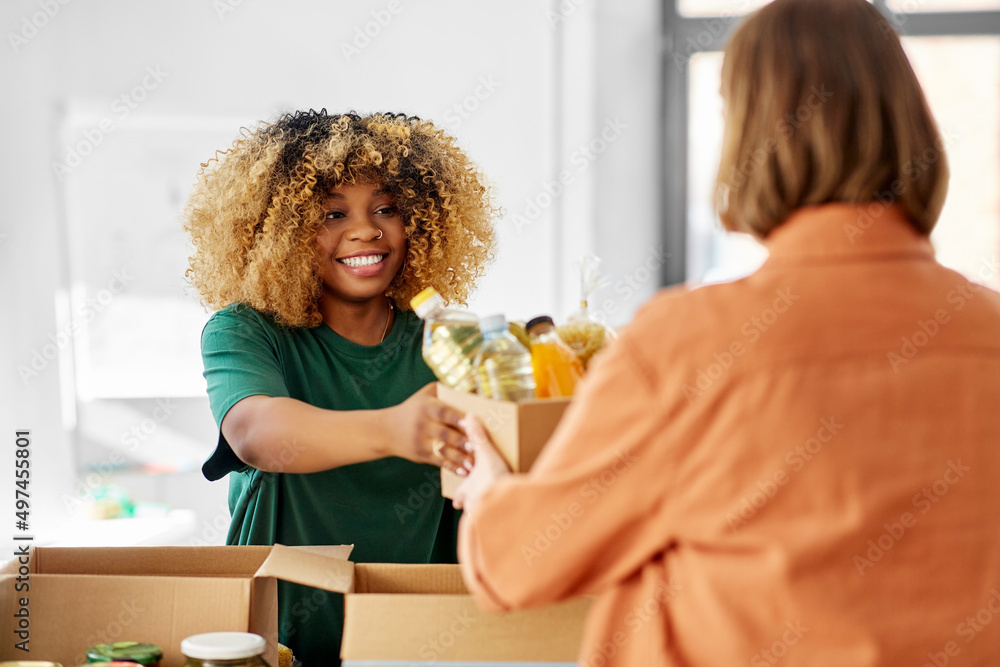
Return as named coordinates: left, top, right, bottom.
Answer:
left=181, top=110, right=498, bottom=666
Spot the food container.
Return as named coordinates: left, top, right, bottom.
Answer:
left=86, top=642, right=162, bottom=665
left=180, top=633, right=270, bottom=667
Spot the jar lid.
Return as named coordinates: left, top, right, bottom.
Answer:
left=86, top=642, right=162, bottom=664
left=181, top=632, right=266, bottom=660
left=526, top=315, right=554, bottom=331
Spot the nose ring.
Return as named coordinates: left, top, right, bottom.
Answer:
left=376, top=229, right=383, bottom=240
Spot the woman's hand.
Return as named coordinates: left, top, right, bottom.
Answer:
left=453, top=414, right=512, bottom=513
left=386, top=383, right=475, bottom=476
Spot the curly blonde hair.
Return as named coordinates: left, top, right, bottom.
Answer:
left=184, top=110, right=497, bottom=327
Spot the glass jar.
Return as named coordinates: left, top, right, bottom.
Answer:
left=86, top=642, right=162, bottom=666
left=181, top=633, right=271, bottom=667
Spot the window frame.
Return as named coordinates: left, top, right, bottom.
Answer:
left=659, top=0, right=1000, bottom=286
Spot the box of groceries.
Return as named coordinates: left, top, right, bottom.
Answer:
left=412, top=289, right=609, bottom=499
left=0, top=544, right=590, bottom=666
left=437, top=384, right=572, bottom=498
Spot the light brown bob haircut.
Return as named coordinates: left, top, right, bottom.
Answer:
left=184, top=110, right=497, bottom=328
left=715, top=0, right=949, bottom=238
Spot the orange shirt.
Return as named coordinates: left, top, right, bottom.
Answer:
left=459, top=204, right=1000, bottom=666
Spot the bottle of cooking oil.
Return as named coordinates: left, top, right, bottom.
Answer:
left=411, top=287, right=482, bottom=393
left=475, top=314, right=537, bottom=401
left=526, top=315, right=583, bottom=398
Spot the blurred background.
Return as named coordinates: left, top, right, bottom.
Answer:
left=1, top=0, right=997, bottom=548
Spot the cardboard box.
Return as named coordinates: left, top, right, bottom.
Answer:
left=0, top=545, right=591, bottom=666
left=341, top=563, right=591, bottom=665
left=0, top=544, right=353, bottom=667
left=437, top=384, right=572, bottom=498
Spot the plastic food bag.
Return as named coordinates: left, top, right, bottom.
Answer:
left=556, top=255, right=617, bottom=369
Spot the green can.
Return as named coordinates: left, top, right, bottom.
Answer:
left=86, top=642, right=162, bottom=666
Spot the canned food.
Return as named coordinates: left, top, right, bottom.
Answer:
left=86, top=642, right=162, bottom=665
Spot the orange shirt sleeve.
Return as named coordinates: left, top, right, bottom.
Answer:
left=459, top=322, right=682, bottom=611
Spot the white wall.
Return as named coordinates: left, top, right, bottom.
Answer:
left=594, top=0, right=663, bottom=325
left=0, top=0, right=661, bottom=545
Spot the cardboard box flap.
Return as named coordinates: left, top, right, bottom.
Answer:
left=354, top=563, right=468, bottom=594
left=30, top=546, right=278, bottom=576
left=254, top=543, right=355, bottom=593
left=288, top=544, right=354, bottom=560
left=0, top=553, right=27, bottom=575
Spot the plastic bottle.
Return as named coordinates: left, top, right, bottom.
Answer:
left=526, top=315, right=583, bottom=398
left=557, top=254, right=618, bottom=369
left=475, top=314, right=537, bottom=401
left=410, top=287, right=483, bottom=393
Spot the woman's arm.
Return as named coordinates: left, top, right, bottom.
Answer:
left=222, top=383, right=474, bottom=475
left=457, top=332, right=674, bottom=611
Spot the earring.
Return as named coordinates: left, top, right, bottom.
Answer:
left=376, top=229, right=383, bottom=240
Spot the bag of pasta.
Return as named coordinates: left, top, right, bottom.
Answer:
left=557, top=254, right=617, bottom=370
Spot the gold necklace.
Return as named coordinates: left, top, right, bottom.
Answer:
left=379, top=296, right=394, bottom=343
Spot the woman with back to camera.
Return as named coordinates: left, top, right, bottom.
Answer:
left=184, top=110, right=496, bottom=665
left=453, top=1, right=1000, bottom=664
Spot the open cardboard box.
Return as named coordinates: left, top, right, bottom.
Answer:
left=341, top=562, right=590, bottom=664
left=437, top=383, right=572, bottom=498
left=0, top=544, right=590, bottom=666
left=0, top=544, right=353, bottom=667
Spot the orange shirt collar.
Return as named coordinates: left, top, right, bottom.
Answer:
left=761, top=203, right=935, bottom=266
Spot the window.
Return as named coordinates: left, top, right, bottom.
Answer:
left=889, top=0, right=1000, bottom=11
left=677, top=0, right=772, bottom=17
left=904, top=35, right=1000, bottom=289
left=57, top=110, right=240, bottom=477
left=663, top=0, right=1000, bottom=288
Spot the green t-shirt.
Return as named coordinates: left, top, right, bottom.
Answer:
left=200, top=303, right=459, bottom=667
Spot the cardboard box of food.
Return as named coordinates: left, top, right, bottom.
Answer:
left=0, top=544, right=591, bottom=666
left=0, top=544, right=354, bottom=667
left=437, top=383, right=572, bottom=498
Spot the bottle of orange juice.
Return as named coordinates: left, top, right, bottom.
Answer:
left=526, top=315, right=583, bottom=398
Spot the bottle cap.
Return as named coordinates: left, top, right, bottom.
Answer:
left=479, top=314, right=507, bottom=334
left=410, top=287, right=443, bottom=318
left=180, top=632, right=266, bottom=660
left=526, top=315, right=554, bottom=331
